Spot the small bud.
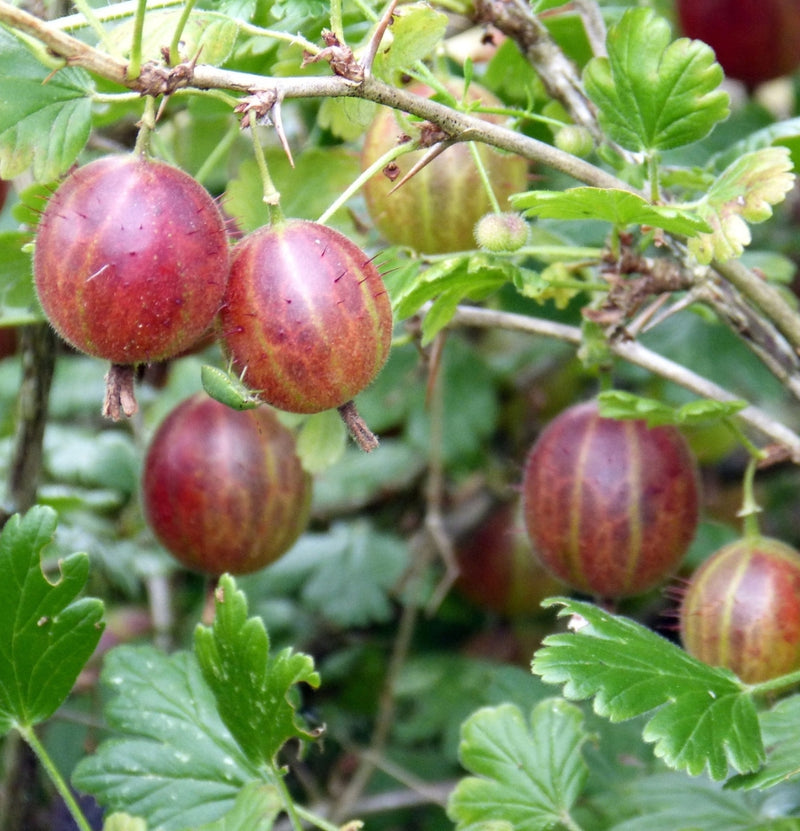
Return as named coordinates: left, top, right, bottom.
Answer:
left=554, top=124, right=594, bottom=158
left=474, top=212, right=528, bottom=253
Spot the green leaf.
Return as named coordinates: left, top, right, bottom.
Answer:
left=708, top=116, right=800, bottom=173
left=373, top=2, right=448, bottom=78
left=194, top=574, right=321, bottom=767
left=596, top=390, right=747, bottom=428
left=447, top=700, right=589, bottom=831
left=72, top=645, right=262, bottom=831
left=727, top=695, right=800, bottom=791
left=0, top=231, right=44, bottom=324
left=0, top=507, right=103, bottom=734
left=195, top=782, right=283, bottom=831
left=687, top=147, right=796, bottom=265
left=512, top=187, right=712, bottom=235
left=605, top=772, right=780, bottom=831
left=0, top=28, right=94, bottom=181
left=583, top=8, right=729, bottom=152
left=108, top=11, right=239, bottom=66
left=295, top=408, right=347, bottom=474
left=532, top=598, right=765, bottom=780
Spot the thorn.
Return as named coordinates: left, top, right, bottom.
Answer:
left=388, top=140, right=456, bottom=194
left=360, top=0, right=399, bottom=78
left=272, top=94, right=294, bottom=168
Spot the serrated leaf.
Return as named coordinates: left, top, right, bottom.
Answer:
left=295, top=408, right=346, bottom=474
left=394, top=254, right=517, bottom=332
left=108, top=11, right=239, bottom=66
left=532, top=598, right=764, bottom=780
left=727, top=696, right=800, bottom=791
left=374, top=2, right=448, bottom=78
left=194, top=574, right=321, bottom=767
left=511, top=187, right=711, bottom=235
left=688, top=147, right=796, bottom=265
left=597, top=390, right=747, bottom=428
left=0, top=507, right=103, bottom=734
left=607, top=772, right=775, bottom=831
left=73, top=645, right=261, bottom=830
left=583, top=7, right=729, bottom=152
left=195, top=782, right=282, bottom=831
left=708, top=117, right=800, bottom=173
left=447, top=700, right=589, bottom=831
left=0, top=28, right=93, bottom=181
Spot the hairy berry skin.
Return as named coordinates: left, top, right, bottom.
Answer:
left=522, top=400, right=700, bottom=598
left=34, top=154, right=230, bottom=364
left=677, top=0, right=800, bottom=88
left=456, top=501, right=564, bottom=617
left=361, top=82, right=529, bottom=254
left=142, top=394, right=311, bottom=576
left=220, top=219, right=392, bottom=414
left=680, top=537, right=800, bottom=683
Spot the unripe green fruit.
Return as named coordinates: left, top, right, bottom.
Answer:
left=474, top=212, right=528, bottom=252
left=522, top=400, right=700, bottom=598
left=142, top=393, right=312, bottom=575
left=680, top=536, right=800, bottom=683
left=361, top=81, right=529, bottom=254
left=553, top=124, right=594, bottom=158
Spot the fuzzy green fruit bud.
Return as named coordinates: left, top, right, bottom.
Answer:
left=554, top=124, right=594, bottom=158
left=474, top=212, right=528, bottom=252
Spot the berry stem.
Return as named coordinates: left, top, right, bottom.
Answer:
left=133, top=94, right=158, bottom=156
left=338, top=400, right=379, bottom=452
left=249, top=122, right=283, bottom=225
left=738, top=453, right=763, bottom=540
left=468, top=140, right=503, bottom=214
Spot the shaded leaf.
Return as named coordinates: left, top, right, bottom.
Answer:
left=512, top=187, right=711, bottom=235
left=583, top=8, right=729, bottom=152
left=194, top=574, right=321, bottom=767
left=448, top=700, right=589, bottom=831
left=532, top=598, right=764, bottom=780
left=688, top=147, right=796, bottom=264
left=295, top=408, right=347, bottom=474
left=0, top=231, right=43, bottom=325
left=72, top=646, right=261, bottom=831
left=597, top=390, right=747, bottom=428
left=195, top=782, right=283, bottom=831
left=0, top=507, right=103, bottom=734
left=374, top=2, right=448, bottom=78
left=0, top=28, right=93, bottom=181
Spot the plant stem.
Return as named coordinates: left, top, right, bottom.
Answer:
left=749, top=667, right=800, bottom=696
left=249, top=124, right=283, bottom=225
left=127, top=0, right=149, bottom=80
left=737, top=454, right=763, bottom=540
left=66, top=0, right=117, bottom=52
left=329, top=0, right=344, bottom=43
left=468, top=141, right=502, bottom=214
left=18, top=725, right=93, bottom=831
left=193, top=118, right=241, bottom=185
left=133, top=94, right=158, bottom=155
left=317, top=139, right=418, bottom=225
left=169, top=0, right=196, bottom=64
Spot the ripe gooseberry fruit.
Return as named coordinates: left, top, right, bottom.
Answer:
left=219, top=219, right=392, bottom=416
left=679, top=536, right=800, bottom=683
left=677, top=0, right=800, bottom=88
left=34, top=154, right=230, bottom=365
left=142, top=393, right=312, bottom=576
left=455, top=500, right=565, bottom=617
left=522, top=399, right=700, bottom=599
left=361, top=81, right=529, bottom=254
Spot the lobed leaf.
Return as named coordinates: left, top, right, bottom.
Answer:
left=0, top=28, right=93, bottom=181
left=532, top=599, right=764, bottom=780
left=447, top=700, right=589, bottom=831
left=583, top=8, right=729, bottom=152
left=688, top=147, right=796, bottom=264
left=194, top=574, right=321, bottom=767
left=72, top=646, right=261, bottom=831
left=512, top=187, right=711, bottom=236
left=0, top=506, right=103, bottom=734
left=373, top=2, right=448, bottom=78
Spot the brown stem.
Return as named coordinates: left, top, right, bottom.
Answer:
left=337, top=400, right=379, bottom=452
left=102, top=363, right=138, bottom=420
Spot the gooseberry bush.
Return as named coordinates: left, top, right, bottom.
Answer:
left=4, top=0, right=800, bottom=829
